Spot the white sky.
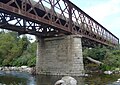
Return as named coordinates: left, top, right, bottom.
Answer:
left=71, top=0, right=120, bottom=40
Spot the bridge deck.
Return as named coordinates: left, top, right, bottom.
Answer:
left=0, top=0, right=119, bottom=47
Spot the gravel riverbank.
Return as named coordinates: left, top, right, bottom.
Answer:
left=0, top=66, right=36, bottom=74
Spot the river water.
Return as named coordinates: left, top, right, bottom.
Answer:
left=0, top=71, right=120, bottom=85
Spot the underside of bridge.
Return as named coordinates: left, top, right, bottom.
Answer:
left=0, top=0, right=119, bottom=76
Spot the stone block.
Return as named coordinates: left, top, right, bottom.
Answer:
left=36, top=35, right=84, bottom=76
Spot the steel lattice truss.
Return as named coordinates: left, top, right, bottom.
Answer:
left=0, top=0, right=119, bottom=47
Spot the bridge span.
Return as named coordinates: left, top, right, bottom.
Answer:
left=0, top=0, right=119, bottom=76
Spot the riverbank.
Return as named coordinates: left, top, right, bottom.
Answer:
left=0, top=66, right=36, bottom=74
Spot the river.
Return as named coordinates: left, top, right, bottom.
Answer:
left=0, top=71, right=120, bottom=85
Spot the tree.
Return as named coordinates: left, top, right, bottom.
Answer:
left=0, top=30, right=37, bottom=66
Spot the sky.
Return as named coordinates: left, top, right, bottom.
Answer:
left=71, top=0, right=120, bottom=40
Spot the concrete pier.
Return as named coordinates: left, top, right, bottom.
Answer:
left=36, top=35, right=84, bottom=76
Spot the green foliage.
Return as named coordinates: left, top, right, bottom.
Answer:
left=0, top=31, right=36, bottom=67
left=83, top=46, right=120, bottom=71
left=83, top=47, right=109, bottom=61
left=103, top=50, right=120, bottom=68
left=99, top=64, right=113, bottom=71
left=27, top=55, right=36, bottom=67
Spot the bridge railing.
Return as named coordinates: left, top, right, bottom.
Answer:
left=31, top=0, right=119, bottom=46
left=0, top=0, right=119, bottom=46
left=45, top=0, right=119, bottom=46
left=63, top=0, right=119, bottom=46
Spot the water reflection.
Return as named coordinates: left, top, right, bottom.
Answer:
left=35, top=74, right=120, bottom=85
left=36, top=75, right=60, bottom=85
left=0, top=71, right=120, bottom=85
left=84, top=73, right=120, bottom=85
left=36, top=75, right=85, bottom=85
left=0, top=71, right=36, bottom=85
left=0, top=74, right=27, bottom=85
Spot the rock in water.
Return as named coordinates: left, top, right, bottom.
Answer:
left=55, top=76, right=77, bottom=85
left=55, top=80, right=65, bottom=85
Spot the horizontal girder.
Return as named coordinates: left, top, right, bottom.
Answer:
left=0, top=0, right=119, bottom=47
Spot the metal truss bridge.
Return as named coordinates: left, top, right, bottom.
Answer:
left=0, top=0, right=119, bottom=47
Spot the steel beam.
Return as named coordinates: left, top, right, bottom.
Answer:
left=0, top=0, right=119, bottom=47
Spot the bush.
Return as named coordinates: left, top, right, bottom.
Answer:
left=83, top=47, right=109, bottom=61
left=99, top=64, right=113, bottom=71
left=83, top=46, right=120, bottom=71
